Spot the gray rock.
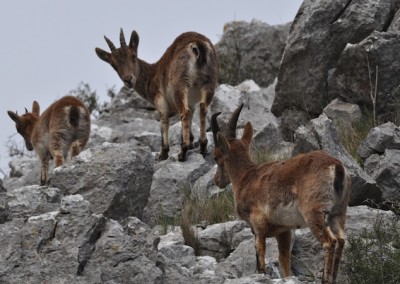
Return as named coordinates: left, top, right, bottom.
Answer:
left=159, top=244, right=197, bottom=269
left=358, top=122, right=400, bottom=160
left=364, top=149, right=400, bottom=201
left=323, top=98, right=362, bottom=129
left=216, top=20, right=291, bottom=87
left=197, top=221, right=251, bottom=260
left=143, top=152, right=211, bottom=226
left=328, top=30, right=400, bottom=121
left=3, top=156, right=43, bottom=189
left=6, top=185, right=62, bottom=219
left=273, top=0, right=396, bottom=117
left=50, top=143, right=154, bottom=221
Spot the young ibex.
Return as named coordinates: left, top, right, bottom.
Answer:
left=211, top=105, right=351, bottom=284
left=95, top=29, right=219, bottom=161
left=7, top=96, right=91, bottom=185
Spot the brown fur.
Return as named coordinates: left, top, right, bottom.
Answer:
left=212, top=107, right=351, bottom=284
left=95, top=29, right=219, bottom=161
left=8, top=96, right=91, bottom=185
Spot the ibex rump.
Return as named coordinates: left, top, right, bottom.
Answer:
left=95, top=29, right=218, bottom=161
left=211, top=105, right=351, bottom=284
left=7, top=96, right=91, bottom=185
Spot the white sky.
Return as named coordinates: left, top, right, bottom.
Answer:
left=0, top=0, right=302, bottom=176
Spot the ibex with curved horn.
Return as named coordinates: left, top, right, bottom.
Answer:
left=211, top=105, right=351, bottom=284
left=96, top=29, right=218, bottom=161
left=8, top=96, right=91, bottom=185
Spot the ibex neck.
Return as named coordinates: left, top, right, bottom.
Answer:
left=226, top=155, right=257, bottom=186
left=133, top=59, right=159, bottom=104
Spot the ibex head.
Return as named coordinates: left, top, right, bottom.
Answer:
left=211, top=103, right=253, bottom=188
left=95, top=28, right=140, bottom=89
left=7, top=101, right=40, bottom=151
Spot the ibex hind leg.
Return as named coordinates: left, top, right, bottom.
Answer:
left=40, top=156, right=50, bottom=186
left=276, top=230, right=293, bottom=278
left=50, top=132, right=68, bottom=167
left=198, top=102, right=208, bottom=156
left=305, top=209, right=337, bottom=284
left=71, top=141, right=82, bottom=157
left=329, top=216, right=347, bottom=284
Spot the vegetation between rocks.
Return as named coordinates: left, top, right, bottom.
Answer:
left=342, top=206, right=400, bottom=284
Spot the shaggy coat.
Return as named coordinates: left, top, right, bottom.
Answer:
left=8, top=96, right=90, bottom=185
left=211, top=105, right=351, bottom=284
left=95, top=29, right=219, bottom=161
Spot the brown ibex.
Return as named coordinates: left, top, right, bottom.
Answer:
left=211, top=105, right=351, bottom=284
left=95, top=29, right=218, bottom=161
left=7, top=96, right=91, bottom=185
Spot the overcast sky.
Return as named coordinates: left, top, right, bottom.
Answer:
left=0, top=0, right=303, bottom=177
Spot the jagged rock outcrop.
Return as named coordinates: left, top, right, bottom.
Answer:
left=272, top=0, right=399, bottom=137
left=215, top=20, right=291, bottom=87
left=3, top=76, right=400, bottom=282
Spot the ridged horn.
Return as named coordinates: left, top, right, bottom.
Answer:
left=120, top=28, right=127, bottom=47
left=104, top=36, right=116, bottom=51
left=211, top=112, right=222, bottom=146
left=25, top=108, right=28, bottom=114
left=227, top=103, right=244, bottom=138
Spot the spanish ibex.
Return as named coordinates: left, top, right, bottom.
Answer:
left=7, top=96, right=91, bottom=185
left=95, top=29, right=219, bottom=161
left=211, top=105, right=351, bottom=284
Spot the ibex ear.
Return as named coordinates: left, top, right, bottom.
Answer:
left=32, top=101, right=40, bottom=116
left=241, top=122, right=253, bottom=145
left=95, top=48, right=110, bottom=63
left=7, top=111, right=20, bottom=124
left=217, top=132, right=230, bottom=155
left=129, top=31, right=139, bottom=53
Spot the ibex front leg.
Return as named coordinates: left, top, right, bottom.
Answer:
left=176, top=87, right=191, bottom=162
left=39, top=155, right=50, bottom=186
left=159, top=114, right=170, bottom=161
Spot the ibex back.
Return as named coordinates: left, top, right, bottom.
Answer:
left=211, top=105, right=351, bottom=284
left=95, top=29, right=218, bottom=161
left=8, top=96, right=91, bottom=185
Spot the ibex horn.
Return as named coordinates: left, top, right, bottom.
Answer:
left=227, top=103, right=244, bottom=139
left=25, top=108, right=28, bottom=114
left=211, top=112, right=222, bottom=146
left=104, top=36, right=116, bottom=51
left=120, top=28, right=127, bottom=47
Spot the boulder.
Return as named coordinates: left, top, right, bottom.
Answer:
left=323, top=98, right=362, bottom=129
left=216, top=20, right=291, bottom=87
left=364, top=149, right=400, bottom=201
left=142, top=153, right=212, bottom=226
left=50, top=143, right=154, bottom=221
left=358, top=122, right=400, bottom=160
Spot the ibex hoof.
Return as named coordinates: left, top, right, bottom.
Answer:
left=178, top=152, right=186, bottom=162
left=158, top=152, right=169, bottom=161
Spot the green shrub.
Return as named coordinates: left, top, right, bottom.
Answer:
left=342, top=211, right=400, bottom=283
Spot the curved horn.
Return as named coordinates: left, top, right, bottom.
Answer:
left=211, top=112, right=222, bottom=146
left=25, top=108, right=28, bottom=114
left=227, top=103, right=244, bottom=138
left=120, top=28, right=127, bottom=47
left=104, top=36, right=116, bottom=51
